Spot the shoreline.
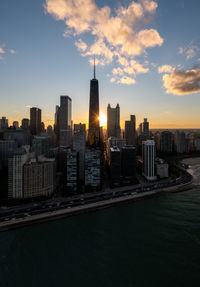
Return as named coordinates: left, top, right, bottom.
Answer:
left=0, top=180, right=195, bottom=232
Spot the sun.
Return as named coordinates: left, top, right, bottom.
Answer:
left=98, top=112, right=107, bottom=127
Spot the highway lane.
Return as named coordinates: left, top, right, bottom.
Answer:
left=0, top=173, right=192, bottom=223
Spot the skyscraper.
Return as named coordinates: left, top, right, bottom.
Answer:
left=30, top=107, right=41, bottom=135
left=175, top=130, right=187, bottom=153
left=88, top=57, right=100, bottom=146
left=21, top=118, right=30, bottom=130
left=107, top=104, right=121, bottom=139
left=160, top=131, right=174, bottom=153
left=125, top=115, right=136, bottom=145
left=0, top=117, right=8, bottom=131
left=54, top=105, right=60, bottom=145
left=143, top=118, right=149, bottom=137
left=142, top=140, right=156, bottom=181
left=59, top=96, right=72, bottom=147
left=73, top=123, right=86, bottom=181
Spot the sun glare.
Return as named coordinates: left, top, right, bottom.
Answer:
left=99, top=112, right=107, bottom=127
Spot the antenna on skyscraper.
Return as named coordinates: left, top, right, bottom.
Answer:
left=94, top=55, right=96, bottom=79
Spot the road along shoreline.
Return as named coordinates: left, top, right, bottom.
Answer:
left=0, top=180, right=195, bottom=232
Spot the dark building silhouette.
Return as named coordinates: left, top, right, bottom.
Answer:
left=121, top=146, right=136, bottom=179
left=143, top=118, right=149, bottom=137
left=107, top=104, right=121, bottom=139
left=21, top=118, right=30, bottom=130
left=30, top=107, right=41, bottom=135
left=88, top=57, right=100, bottom=146
left=54, top=105, right=60, bottom=146
left=125, top=115, right=136, bottom=145
left=109, top=146, right=121, bottom=184
left=59, top=96, right=72, bottom=147
left=160, top=131, right=174, bottom=153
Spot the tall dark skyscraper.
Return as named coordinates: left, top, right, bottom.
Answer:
left=59, top=96, right=72, bottom=147
left=88, top=57, right=100, bottom=146
left=107, top=104, right=121, bottom=139
left=30, top=107, right=41, bottom=135
left=125, top=115, right=136, bottom=145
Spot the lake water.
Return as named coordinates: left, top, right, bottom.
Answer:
left=1, top=188, right=200, bottom=287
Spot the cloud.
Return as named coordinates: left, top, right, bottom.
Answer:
left=75, top=39, right=88, bottom=52
left=118, top=76, right=136, bottom=85
left=25, top=105, right=32, bottom=108
left=162, top=67, right=200, bottom=95
left=186, top=48, right=196, bottom=60
left=178, top=45, right=199, bottom=60
left=44, top=0, right=163, bottom=84
left=178, top=47, right=183, bottom=55
left=10, top=49, right=16, bottom=54
left=110, top=77, right=116, bottom=83
left=0, top=48, right=5, bottom=54
left=158, top=65, right=174, bottom=74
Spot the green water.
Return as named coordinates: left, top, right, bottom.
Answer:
left=1, top=189, right=200, bottom=287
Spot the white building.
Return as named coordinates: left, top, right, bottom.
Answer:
left=142, top=140, right=156, bottom=181
left=8, top=146, right=29, bottom=199
left=23, top=157, right=55, bottom=198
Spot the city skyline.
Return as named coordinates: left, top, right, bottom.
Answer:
left=1, top=0, right=200, bottom=128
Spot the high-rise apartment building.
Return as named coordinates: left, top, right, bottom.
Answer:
left=59, top=96, right=72, bottom=147
left=30, top=107, right=41, bottom=135
left=0, top=140, right=16, bottom=168
left=67, top=150, right=78, bottom=192
left=0, top=117, right=8, bottom=131
left=175, top=130, right=187, bottom=153
left=107, top=104, right=121, bottom=139
left=54, top=105, right=60, bottom=145
left=142, top=140, right=156, bottom=181
left=23, top=158, right=55, bottom=198
left=143, top=118, right=149, bottom=137
left=160, top=131, right=174, bottom=153
left=32, top=136, right=51, bottom=157
left=109, top=146, right=121, bottom=185
left=21, top=118, right=30, bottom=130
left=85, top=149, right=101, bottom=190
left=8, top=147, right=29, bottom=199
left=121, top=146, right=136, bottom=179
left=4, top=129, right=30, bottom=146
left=88, top=58, right=100, bottom=146
left=73, top=123, right=86, bottom=181
left=125, top=115, right=136, bottom=145
left=107, top=136, right=126, bottom=160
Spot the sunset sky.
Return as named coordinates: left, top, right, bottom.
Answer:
left=1, top=0, right=200, bottom=128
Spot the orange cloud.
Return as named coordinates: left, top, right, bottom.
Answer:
left=45, top=0, right=163, bottom=84
left=162, top=68, right=200, bottom=95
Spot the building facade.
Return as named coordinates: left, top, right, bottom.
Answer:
left=88, top=59, right=100, bottom=146
left=125, top=115, right=136, bottom=145
left=85, top=149, right=101, bottom=190
left=107, top=104, right=121, bottom=139
left=30, top=107, right=41, bottom=135
left=59, top=96, right=72, bottom=147
left=142, top=140, right=156, bottom=181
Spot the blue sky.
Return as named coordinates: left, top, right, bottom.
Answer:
left=1, top=0, right=200, bottom=128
